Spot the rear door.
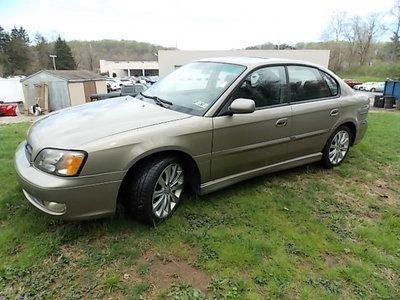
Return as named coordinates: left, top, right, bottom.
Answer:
left=287, top=65, right=340, bottom=159
left=211, top=65, right=292, bottom=180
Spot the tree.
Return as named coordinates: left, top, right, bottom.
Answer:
left=0, top=26, right=10, bottom=75
left=34, top=33, right=51, bottom=70
left=355, top=14, right=384, bottom=65
left=323, top=12, right=347, bottom=42
left=390, top=0, right=400, bottom=61
left=3, top=26, right=31, bottom=75
left=54, top=36, right=76, bottom=70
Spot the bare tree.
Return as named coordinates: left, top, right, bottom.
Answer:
left=324, top=12, right=347, bottom=42
left=357, top=14, right=385, bottom=65
left=343, top=16, right=361, bottom=66
left=390, top=0, right=400, bottom=61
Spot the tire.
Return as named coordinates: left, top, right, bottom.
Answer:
left=125, top=156, right=185, bottom=225
left=370, top=88, right=376, bottom=92
left=321, top=125, right=352, bottom=168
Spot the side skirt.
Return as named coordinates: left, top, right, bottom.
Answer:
left=199, top=153, right=322, bottom=195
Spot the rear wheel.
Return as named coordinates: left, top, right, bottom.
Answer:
left=125, top=156, right=184, bottom=224
left=321, top=126, right=351, bottom=168
left=371, top=88, right=376, bottom=92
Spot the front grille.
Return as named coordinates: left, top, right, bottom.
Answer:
left=25, top=142, right=33, bottom=162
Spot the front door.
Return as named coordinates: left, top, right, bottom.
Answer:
left=211, top=66, right=291, bottom=180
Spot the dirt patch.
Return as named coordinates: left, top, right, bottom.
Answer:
left=137, top=249, right=210, bottom=295
left=378, top=267, right=399, bottom=289
left=366, top=179, right=400, bottom=207
left=59, top=244, right=87, bottom=262
left=321, top=253, right=349, bottom=268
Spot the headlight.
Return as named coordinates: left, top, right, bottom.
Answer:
left=34, top=148, right=87, bottom=176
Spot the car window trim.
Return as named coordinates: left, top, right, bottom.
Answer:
left=285, top=64, right=341, bottom=104
left=214, top=63, right=290, bottom=117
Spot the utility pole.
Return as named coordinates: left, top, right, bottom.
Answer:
left=49, top=55, right=57, bottom=70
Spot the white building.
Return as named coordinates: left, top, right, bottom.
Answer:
left=158, top=50, right=330, bottom=77
left=0, top=76, right=25, bottom=103
left=99, top=60, right=159, bottom=77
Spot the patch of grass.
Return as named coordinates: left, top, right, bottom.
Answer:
left=128, top=282, right=151, bottom=300
left=102, top=272, right=122, bottom=293
left=167, top=282, right=205, bottom=300
left=0, top=113, right=400, bottom=298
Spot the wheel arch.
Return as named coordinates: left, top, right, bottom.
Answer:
left=339, top=121, right=357, bottom=146
left=117, top=149, right=201, bottom=204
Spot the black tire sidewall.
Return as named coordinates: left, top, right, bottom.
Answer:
left=127, top=156, right=184, bottom=224
left=322, top=126, right=351, bottom=168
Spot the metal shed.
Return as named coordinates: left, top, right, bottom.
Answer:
left=21, top=70, right=107, bottom=112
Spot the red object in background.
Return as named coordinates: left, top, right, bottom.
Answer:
left=0, top=104, right=17, bottom=116
left=344, top=79, right=362, bottom=88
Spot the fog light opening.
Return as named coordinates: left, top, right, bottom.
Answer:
left=44, top=201, right=66, bottom=214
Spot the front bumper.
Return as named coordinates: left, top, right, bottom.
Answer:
left=14, top=141, right=124, bottom=220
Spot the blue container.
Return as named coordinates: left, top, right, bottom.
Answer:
left=383, top=80, right=400, bottom=100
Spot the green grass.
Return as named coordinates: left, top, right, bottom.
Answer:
left=338, top=63, right=400, bottom=82
left=1, top=113, right=400, bottom=299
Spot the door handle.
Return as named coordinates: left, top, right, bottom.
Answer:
left=330, top=108, right=339, bottom=116
left=275, top=118, right=288, bottom=127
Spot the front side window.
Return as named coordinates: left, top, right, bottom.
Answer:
left=139, top=62, right=246, bottom=115
left=287, top=66, right=333, bottom=102
left=230, top=66, right=287, bottom=108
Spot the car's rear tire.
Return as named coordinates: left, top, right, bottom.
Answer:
left=321, top=125, right=351, bottom=168
left=371, top=88, right=376, bottom=92
left=125, top=156, right=185, bottom=225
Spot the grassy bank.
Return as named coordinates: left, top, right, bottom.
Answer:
left=338, top=63, right=400, bottom=82
left=0, top=113, right=400, bottom=299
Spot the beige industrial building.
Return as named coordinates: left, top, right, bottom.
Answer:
left=99, top=60, right=159, bottom=77
left=21, top=70, right=107, bottom=112
left=157, top=50, right=331, bottom=77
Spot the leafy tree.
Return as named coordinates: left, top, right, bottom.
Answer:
left=34, top=33, right=51, bottom=70
left=3, top=26, right=31, bottom=75
left=0, top=26, right=10, bottom=75
left=54, top=36, right=76, bottom=70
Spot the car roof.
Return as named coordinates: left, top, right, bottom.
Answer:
left=195, top=56, right=321, bottom=68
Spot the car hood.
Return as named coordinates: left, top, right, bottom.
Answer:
left=27, top=96, right=191, bottom=151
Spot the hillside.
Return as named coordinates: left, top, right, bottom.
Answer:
left=66, top=39, right=174, bottom=71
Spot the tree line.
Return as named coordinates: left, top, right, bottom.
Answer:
left=0, top=26, right=170, bottom=77
left=0, top=26, right=77, bottom=76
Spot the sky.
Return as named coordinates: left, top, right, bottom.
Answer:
left=0, top=0, right=396, bottom=50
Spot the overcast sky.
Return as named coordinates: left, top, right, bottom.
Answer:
left=0, top=0, right=395, bottom=49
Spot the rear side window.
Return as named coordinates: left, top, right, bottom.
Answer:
left=287, top=66, right=333, bottom=102
left=320, top=71, right=339, bottom=96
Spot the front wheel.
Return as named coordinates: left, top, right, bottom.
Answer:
left=321, top=126, right=351, bottom=168
left=125, top=156, right=185, bottom=225
left=370, top=88, right=376, bottom=92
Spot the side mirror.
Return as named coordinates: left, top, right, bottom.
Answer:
left=228, top=98, right=255, bottom=114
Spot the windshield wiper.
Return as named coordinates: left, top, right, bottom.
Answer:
left=140, top=92, right=173, bottom=107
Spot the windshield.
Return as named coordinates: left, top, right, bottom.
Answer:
left=139, top=62, right=246, bottom=115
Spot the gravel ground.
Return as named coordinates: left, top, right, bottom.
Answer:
left=0, top=114, right=40, bottom=125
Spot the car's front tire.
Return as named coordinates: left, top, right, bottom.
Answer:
left=370, top=88, right=376, bottom=92
left=125, top=156, right=185, bottom=225
left=321, top=126, right=351, bottom=168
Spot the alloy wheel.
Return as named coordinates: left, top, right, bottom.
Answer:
left=329, top=130, right=350, bottom=165
left=152, top=163, right=184, bottom=218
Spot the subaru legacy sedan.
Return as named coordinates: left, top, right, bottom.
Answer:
left=15, top=57, right=369, bottom=224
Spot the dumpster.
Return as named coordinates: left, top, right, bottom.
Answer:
left=383, top=80, right=400, bottom=109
